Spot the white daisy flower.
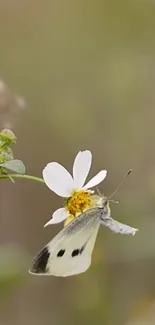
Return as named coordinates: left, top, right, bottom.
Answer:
left=43, top=150, right=107, bottom=227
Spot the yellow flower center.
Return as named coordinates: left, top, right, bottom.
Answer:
left=64, top=190, right=92, bottom=226
left=67, top=190, right=91, bottom=215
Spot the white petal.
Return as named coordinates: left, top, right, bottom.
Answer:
left=44, top=208, right=68, bottom=227
left=83, top=170, right=107, bottom=190
left=43, top=162, right=74, bottom=197
left=101, top=217, right=138, bottom=235
left=73, top=150, right=92, bottom=189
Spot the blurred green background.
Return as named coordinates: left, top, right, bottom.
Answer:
left=0, top=0, right=155, bottom=324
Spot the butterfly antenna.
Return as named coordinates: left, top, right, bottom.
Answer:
left=96, top=187, right=103, bottom=196
left=108, top=169, right=132, bottom=200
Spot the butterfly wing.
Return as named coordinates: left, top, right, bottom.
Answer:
left=29, top=208, right=101, bottom=277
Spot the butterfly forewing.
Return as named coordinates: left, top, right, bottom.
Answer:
left=29, top=208, right=101, bottom=277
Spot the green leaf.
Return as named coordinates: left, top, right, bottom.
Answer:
left=0, top=159, right=26, bottom=174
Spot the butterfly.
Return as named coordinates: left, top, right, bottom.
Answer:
left=29, top=194, right=138, bottom=277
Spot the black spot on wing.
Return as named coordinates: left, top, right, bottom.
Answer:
left=71, top=245, right=85, bottom=257
left=30, top=246, right=50, bottom=274
left=57, top=249, right=65, bottom=257
left=72, top=249, right=80, bottom=257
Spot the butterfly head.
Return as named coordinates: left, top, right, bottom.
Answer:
left=91, top=194, right=111, bottom=218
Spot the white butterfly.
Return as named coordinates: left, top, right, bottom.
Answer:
left=29, top=196, right=138, bottom=277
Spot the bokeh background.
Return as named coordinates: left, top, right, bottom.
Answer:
left=0, top=0, right=155, bottom=324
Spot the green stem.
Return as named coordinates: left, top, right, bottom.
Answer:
left=0, top=173, right=45, bottom=183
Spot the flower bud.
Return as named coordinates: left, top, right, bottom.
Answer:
left=0, top=128, right=16, bottom=145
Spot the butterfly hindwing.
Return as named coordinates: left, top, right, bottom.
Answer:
left=30, top=208, right=101, bottom=277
